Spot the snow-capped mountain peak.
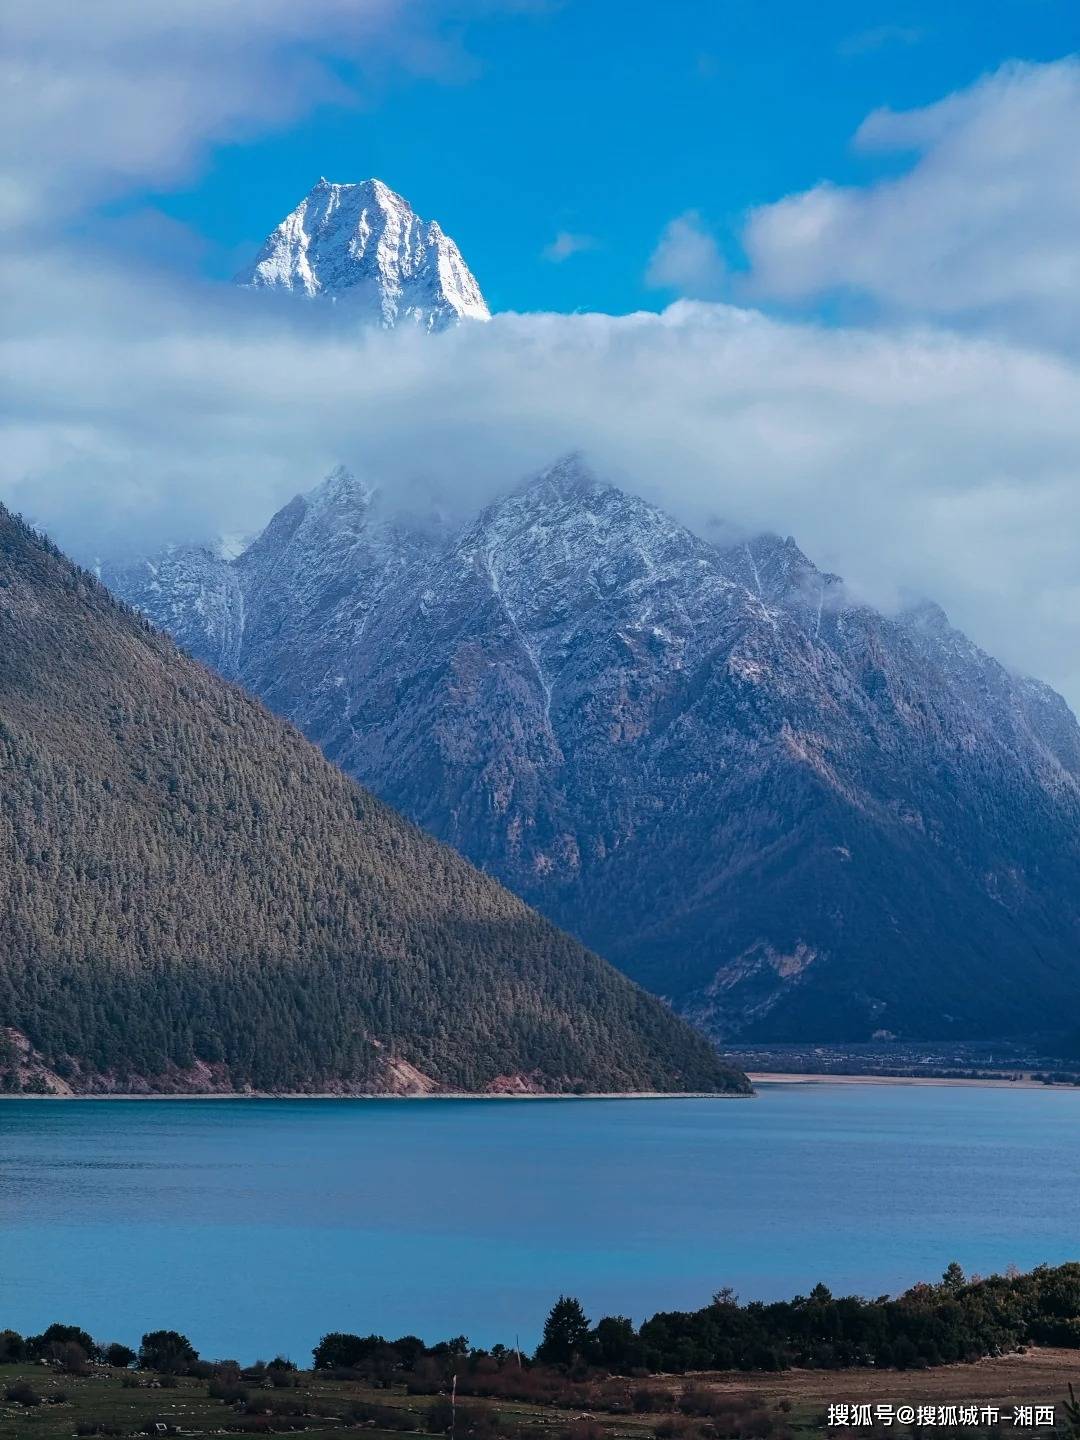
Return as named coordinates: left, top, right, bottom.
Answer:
left=235, top=177, right=490, bottom=331
left=307, top=463, right=375, bottom=513
left=522, top=451, right=605, bottom=502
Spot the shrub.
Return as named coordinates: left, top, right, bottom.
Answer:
left=138, top=1330, right=199, bottom=1375
left=51, top=1341, right=90, bottom=1375
left=313, top=1333, right=385, bottom=1370
left=679, top=1389, right=731, bottom=1418
left=104, top=1343, right=138, bottom=1369
left=632, top=1389, right=676, bottom=1413
left=0, top=1330, right=26, bottom=1363
left=563, top=1422, right=606, bottom=1440
left=5, top=1383, right=42, bottom=1406
left=228, top=1419, right=308, bottom=1434
left=424, top=1399, right=457, bottom=1434
left=209, top=1380, right=251, bottom=1404
left=423, top=1399, right=505, bottom=1438
left=347, top=1402, right=416, bottom=1431
left=266, top=1397, right=305, bottom=1417
left=459, top=1403, right=505, bottom=1440
left=655, top=1418, right=701, bottom=1440
left=27, top=1323, right=96, bottom=1360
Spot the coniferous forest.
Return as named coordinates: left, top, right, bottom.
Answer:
left=0, top=508, right=747, bottom=1097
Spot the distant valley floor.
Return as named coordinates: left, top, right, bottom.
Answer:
left=750, top=1072, right=1072, bottom=1089
left=725, top=1040, right=1080, bottom=1089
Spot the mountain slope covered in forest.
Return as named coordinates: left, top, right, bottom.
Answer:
left=103, top=458, right=1080, bottom=1046
left=0, top=507, right=747, bottom=1096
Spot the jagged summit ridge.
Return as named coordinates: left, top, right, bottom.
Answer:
left=236, top=177, right=490, bottom=331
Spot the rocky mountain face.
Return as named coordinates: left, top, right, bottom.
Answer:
left=1, top=504, right=745, bottom=1097
left=103, top=456, right=1080, bottom=1046
left=235, top=177, right=490, bottom=330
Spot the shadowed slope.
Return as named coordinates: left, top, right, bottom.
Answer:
left=0, top=508, right=747, bottom=1096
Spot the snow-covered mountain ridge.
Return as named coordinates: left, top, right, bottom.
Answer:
left=102, top=456, right=1080, bottom=1046
left=236, top=177, right=490, bottom=331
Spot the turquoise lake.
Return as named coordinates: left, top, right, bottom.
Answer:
left=1, top=1084, right=1078, bottom=1363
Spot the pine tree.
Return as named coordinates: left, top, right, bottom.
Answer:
left=536, top=1297, right=591, bottom=1366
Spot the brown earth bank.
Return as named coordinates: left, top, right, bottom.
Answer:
left=1, top=1027, right=747, bottom=1100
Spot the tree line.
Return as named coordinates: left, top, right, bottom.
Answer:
left=3, top=1262, right=1077, bottom=1385
left=531, top=1262, right=1080, bottom=1372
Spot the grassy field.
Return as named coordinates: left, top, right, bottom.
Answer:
left=2, top=1351, right=1078, bottom=1440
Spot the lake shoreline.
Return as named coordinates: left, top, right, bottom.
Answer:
left=6, top=1072, right=1077, bottom=1097
left=748, top=1071, right=1062, bottom=1089
left=0, top=1087, right=753, bottom=1101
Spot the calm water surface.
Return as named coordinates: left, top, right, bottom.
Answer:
left=1, top=1085, right=1078, bottom=1361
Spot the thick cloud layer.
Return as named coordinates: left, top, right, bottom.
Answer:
left=4, top=245, right=1080, bottom=707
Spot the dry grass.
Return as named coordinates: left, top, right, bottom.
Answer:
left=1, top=1351, right=1077, bottom=1440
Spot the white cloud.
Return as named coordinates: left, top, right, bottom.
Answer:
left=0, top=0, right=504, bottom=227
left=5, top=245, right=1080, bottom=708
left=542, top=231, right=599, bottom=263
left=741, top=57, right=1080, bottom=347
left=646, top=212, right=726, bottom=298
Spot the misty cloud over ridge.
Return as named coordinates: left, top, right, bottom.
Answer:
left=4, top=242, right=1080, bottom=708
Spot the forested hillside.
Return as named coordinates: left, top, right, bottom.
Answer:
left=0, top=508, right=747, bottom=1096
left=109, top=459, right=1080, bottom=1043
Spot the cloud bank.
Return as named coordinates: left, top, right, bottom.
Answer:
left=4, top=245, right=1080, bottom=706
left=2, top=21, right=1079, bottom=709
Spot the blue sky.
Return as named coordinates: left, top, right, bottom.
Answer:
left=134, top=0, right=1080, bottom=314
